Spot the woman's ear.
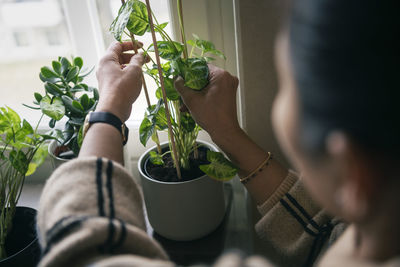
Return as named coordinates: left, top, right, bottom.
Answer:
left=325, top=132, right=378, bottom=222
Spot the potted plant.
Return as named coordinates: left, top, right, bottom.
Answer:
left=24, top=56, right=99, bottom=168
left=110, top=0, right=238, bottom=240
left=0, top=106, right=50, bottom=266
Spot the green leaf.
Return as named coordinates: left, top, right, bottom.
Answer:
left=156, top=22, right=168, bottom=32
left=73, top=57, right=83, bottom=69
left=199, top=151, right=238, bottom=181
left=79, top=66, right=95, bottom=78
left=62, top=95, right=85, bottom=115
left=177, top=58, right=209, bottom=90
left=40, top=66, right=59, bottom=79
left=109, top=0, right=135, bottom=41
left=34, top=92, right=42, bottom=103
left=80, top=94, right=89, bottom=110
left=77, top=125, right=84, bottom=148
left=126, top=0, right=150, bottom=36
left=22, top=104, right=40, bottom=110
left=192, top=34, right=214, bottom=52
left=44, top=82, right=63, bottom=96
left=148, top=99, right=167, bottom=129
left=49, top=118, right=56, bottom=128
left=39, top=73, right=60, bottom=83
left=71, top=84, right=86, bottom=93
left=72, top=100, right=84, bottom=111
left=52, top=61, right=62, bottom=74
left=164, top=77, right=180, bottom=100
left=93, top=88, right=99, bottom=101
left=60, top=57, right=72, bottom=75
left=188, top=35, right=226, bottom=60
left=181, top=113, right=195, bottom=132
left=139, top=117, right=154, bottom=146
left=148, top=41, right=183, bottom=60
left=40, top=96, right=65, bottom=121
left=187, top=39, right=196, bottom=47
left=209, top=49, right=226, bottom=60
left=66, top=66, right=80, bottom=82
left=204, top=56, right=216, bottom=63
left=17, top=119, right=34, bottom=140
left=139, top=99, right=166, bottom=146
left=62, top=122, right=74, bottom=143
left=26, top=144, right=48, bottom=176
left=68, top=117, right=84, bottom=126
left=149, top=151, right=164, bottom=165
left=155, top=87, right=162, bottom=99
left=0, top=107, right=21, bottom=135
left=9, top=150, right=28, bottom=175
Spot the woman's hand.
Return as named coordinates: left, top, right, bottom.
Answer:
left=174, top=64, right=240, bottom=140
left=96, top=41, right=147, bottom=122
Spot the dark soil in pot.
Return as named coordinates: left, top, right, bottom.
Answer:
left=145, top=145, right=211, bottom=182
left=0, top=207, right=40, bottom=267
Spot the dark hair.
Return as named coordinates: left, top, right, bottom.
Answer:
left=289, top=0, right=400, bottom=157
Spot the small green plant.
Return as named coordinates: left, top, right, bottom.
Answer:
left=25, top=56, right=99, bottom=158
left=0, top=107, right=50, bottom=259
left=110, top=0, right=237, bottom=180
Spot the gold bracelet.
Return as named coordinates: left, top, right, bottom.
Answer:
left=240, top=152, right=273, bottom=184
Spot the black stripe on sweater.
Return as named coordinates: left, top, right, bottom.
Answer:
left=285, top=193, right=320, bottom=231
left=280, top=199, right=318, bottom=237
left=96, top=158, right=105, bottom=217
left=110, top=219, right=127, bottom=253
left=100, top=160, right=116, bottom=253
left=42, top=215, right=91, bottom=256
left=106, top=160, right=115, bottom=219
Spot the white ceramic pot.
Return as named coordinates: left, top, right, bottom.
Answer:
left=48, top=140, right=69, bottom=169
left=138, top=140, right=226, bottom=241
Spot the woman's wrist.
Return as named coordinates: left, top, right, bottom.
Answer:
left=96, top=101, right=127, bottom=122
left=209, top=125, right=245, bottom=148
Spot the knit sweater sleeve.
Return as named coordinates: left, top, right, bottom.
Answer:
left=37, top=157, right=173, bottom=267
left=254, top=170, right=338, bottom=267
left=37, top=157, right=340, bottom=267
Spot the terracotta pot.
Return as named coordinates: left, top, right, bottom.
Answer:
left=138, top=141, right=226, bottom=241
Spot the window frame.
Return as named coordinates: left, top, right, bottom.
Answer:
left=27, top=0, right=240, bottom=179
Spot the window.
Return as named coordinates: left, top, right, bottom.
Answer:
left=0, top=0, right=236, bottom=127
left=13, top=31, right=30, bottom=46
left=0, top=0, right=72, bottom=125
left=0, top=0, right=238, bottom=181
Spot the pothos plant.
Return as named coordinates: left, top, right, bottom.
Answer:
left=110, top=0, right=237, bottom=180
left=25, top=56, right=99, bottom=158
left=0, top=107, right=50, bottom=259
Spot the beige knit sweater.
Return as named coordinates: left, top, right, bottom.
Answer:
left=37, top=157, right=400, bottom=266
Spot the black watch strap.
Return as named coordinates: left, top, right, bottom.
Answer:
left=88, top=111, right=129, bottom=145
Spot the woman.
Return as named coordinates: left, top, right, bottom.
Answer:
left=37, top=0, right=400, bottom=266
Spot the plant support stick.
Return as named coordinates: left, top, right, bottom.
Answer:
left=120, top=0, right=162, bottom=154
left=145, top=0, right=182, bottom=179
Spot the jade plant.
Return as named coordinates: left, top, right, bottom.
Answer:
left=110, top=0, right=237, bottom=180
left=0, top=107, right=50, bottom=259
left=25, top=56, right=99, bottom=158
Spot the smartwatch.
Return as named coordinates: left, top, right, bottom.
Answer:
left=83, top=111, right=129, bottom=145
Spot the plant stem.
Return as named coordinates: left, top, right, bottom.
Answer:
left=145, top=0, right=181, bottom=179
left=35, top=114, right=44, bottom=133
left=177, top=0, right=199, bottom=160
left=177, top=0, right=188, bottom=59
